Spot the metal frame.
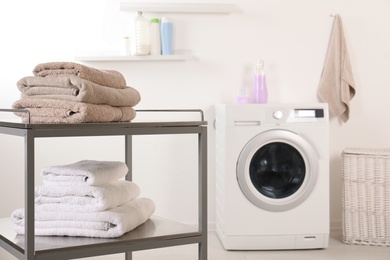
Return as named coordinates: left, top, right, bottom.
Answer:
left=0, top=110, right=207, bottom=260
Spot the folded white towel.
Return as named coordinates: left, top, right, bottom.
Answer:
left=41, top=160, right=128, bottom=186
left=35, top=180, right=140, bottom=212
left=12, top=197, right=155, bottom=238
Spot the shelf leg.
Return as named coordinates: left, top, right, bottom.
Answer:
left=125, top=135, right=132, bottom=260
left=125, top=135, right=132, bottom=181
left=25, top=129, right=35, bottom=260
left=125, top=252, right=132, bottom=260
left=198, top=126, right=208, bottom=260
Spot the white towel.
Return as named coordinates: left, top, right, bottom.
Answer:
left=41, top=160, right=128, bottom=186
left=318, top=15, right=356, bottom=122
left=11, top=197, right=155, bottom=238
left=35, top=180, right=140, bottom=212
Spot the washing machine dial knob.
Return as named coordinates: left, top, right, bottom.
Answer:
left=273, top=110, right=283, bottom=119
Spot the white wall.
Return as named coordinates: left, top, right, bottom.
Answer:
left=1, top=0, right=390, bottom=258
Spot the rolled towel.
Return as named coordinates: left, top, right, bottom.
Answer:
left=40, top=160, right=128, bottom=186
left=12, top=98, right=136, bottom=123
left=33, top=61, right=127, bottom=89
left=35, top=180, right=140, bottom=212
left=11, top=197, right=156, bottom=238
left=17, top=75, right=141, bottom=107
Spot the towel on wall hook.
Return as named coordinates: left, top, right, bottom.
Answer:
left=317, top=14, right=356, bottom=123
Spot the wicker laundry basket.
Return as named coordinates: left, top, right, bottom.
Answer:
left=342, top=148, right=390, bottom=246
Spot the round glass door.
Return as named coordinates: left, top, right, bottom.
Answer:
left=237, top=130, right=319, bottom=212
left=250, top=142, right=306, bottom=199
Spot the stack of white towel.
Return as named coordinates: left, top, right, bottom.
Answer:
left=11, top=160, right=155, bottom=238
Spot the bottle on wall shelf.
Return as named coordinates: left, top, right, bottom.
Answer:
left=150, top=18, right=161, bottom=55
left=130, top=11, right=150, bottom=56
left=122, top=36, right=130, bottom=55
left=160, top=17, right=174, bottom=55
left=253, top=59, right=268, bottom=104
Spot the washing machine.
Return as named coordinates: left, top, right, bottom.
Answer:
left=215, top=103, right=329, bottom=250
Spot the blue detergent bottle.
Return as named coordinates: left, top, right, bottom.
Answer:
left=160, top=17, right=174, bottom=55
left=253, top=59, right=268, bottom=104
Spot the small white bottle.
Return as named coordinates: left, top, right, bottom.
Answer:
left=130, top=11, right=150, bottom=56
left=150, top=18, right=161, bottom=55
left=122, top=36, right=131, bottom=55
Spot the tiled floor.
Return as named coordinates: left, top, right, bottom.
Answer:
left=93, top=229, right=390, bottom=260
left=1, top=229, right=389, bottom=259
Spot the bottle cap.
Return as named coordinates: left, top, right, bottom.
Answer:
left=151, top=18, right=159, bottom=23
left=256, top=59, right=264, bottom=70
left=255, top=59, right=264, bottom=73
left=161, top=17, right=173, bottom=23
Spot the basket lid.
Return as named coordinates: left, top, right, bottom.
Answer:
left=343, top=147, right=390, bottom=156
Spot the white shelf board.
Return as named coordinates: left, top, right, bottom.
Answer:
left=74, top=51, right=194, bottom=61
left=119, top=2, right=240, bottom=13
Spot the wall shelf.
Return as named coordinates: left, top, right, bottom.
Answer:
left=119, top=2, right=240, bottom=14
left=75, top=51, right=194, bottom=62
left=76, top=2, right=239, bottom=62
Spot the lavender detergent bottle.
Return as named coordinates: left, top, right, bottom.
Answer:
left=253, top=59, right=268, bottom=104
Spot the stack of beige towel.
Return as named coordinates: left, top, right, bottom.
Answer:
left=12, top=62, right=141, bottom=123
left=11, top=160, right=156, bottom=238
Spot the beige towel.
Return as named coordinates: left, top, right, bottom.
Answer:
left=17, top=76, right=141, bottom=107
left=12, top=98, right=136, bottom=123
left=33, top=62, right=127, bottom=89
left=318, top=15, right=356, bottom=122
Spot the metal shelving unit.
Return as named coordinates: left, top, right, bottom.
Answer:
left=0, top=109, right=208, bottom=260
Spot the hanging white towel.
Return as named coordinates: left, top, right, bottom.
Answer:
left=41, top=160, right=128, bottom=186
left=317, top=15, right=356, bottom=122
left=35, top=180, right=140, bottom=212
left=11, top=197, right=155, bottom=238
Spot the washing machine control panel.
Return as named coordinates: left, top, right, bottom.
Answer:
left=267, top=107, right=327, bottom=124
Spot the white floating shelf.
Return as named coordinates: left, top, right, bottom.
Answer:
left=119, top=2, right=240, bottom=13
left=75, top=51, right=194, bottom=61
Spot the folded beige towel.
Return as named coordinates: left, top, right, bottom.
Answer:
left=12, top=98, right=136, bottom=123
left=33, top=62, right=127, bottom=89
left=318, top=15, right=356, bottom=122
left=17, top=76, right=141, bottom=107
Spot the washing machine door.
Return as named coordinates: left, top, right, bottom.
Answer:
left=236, top=129, right=319, bottom=212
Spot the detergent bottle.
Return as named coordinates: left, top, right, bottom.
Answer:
left=253, top=59, right=268, bottom=104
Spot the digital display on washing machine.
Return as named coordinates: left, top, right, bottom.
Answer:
left=294, top=109, right=324, bottom=118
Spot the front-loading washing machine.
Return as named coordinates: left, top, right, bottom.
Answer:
left=215, top=103, right=329, bottom=250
